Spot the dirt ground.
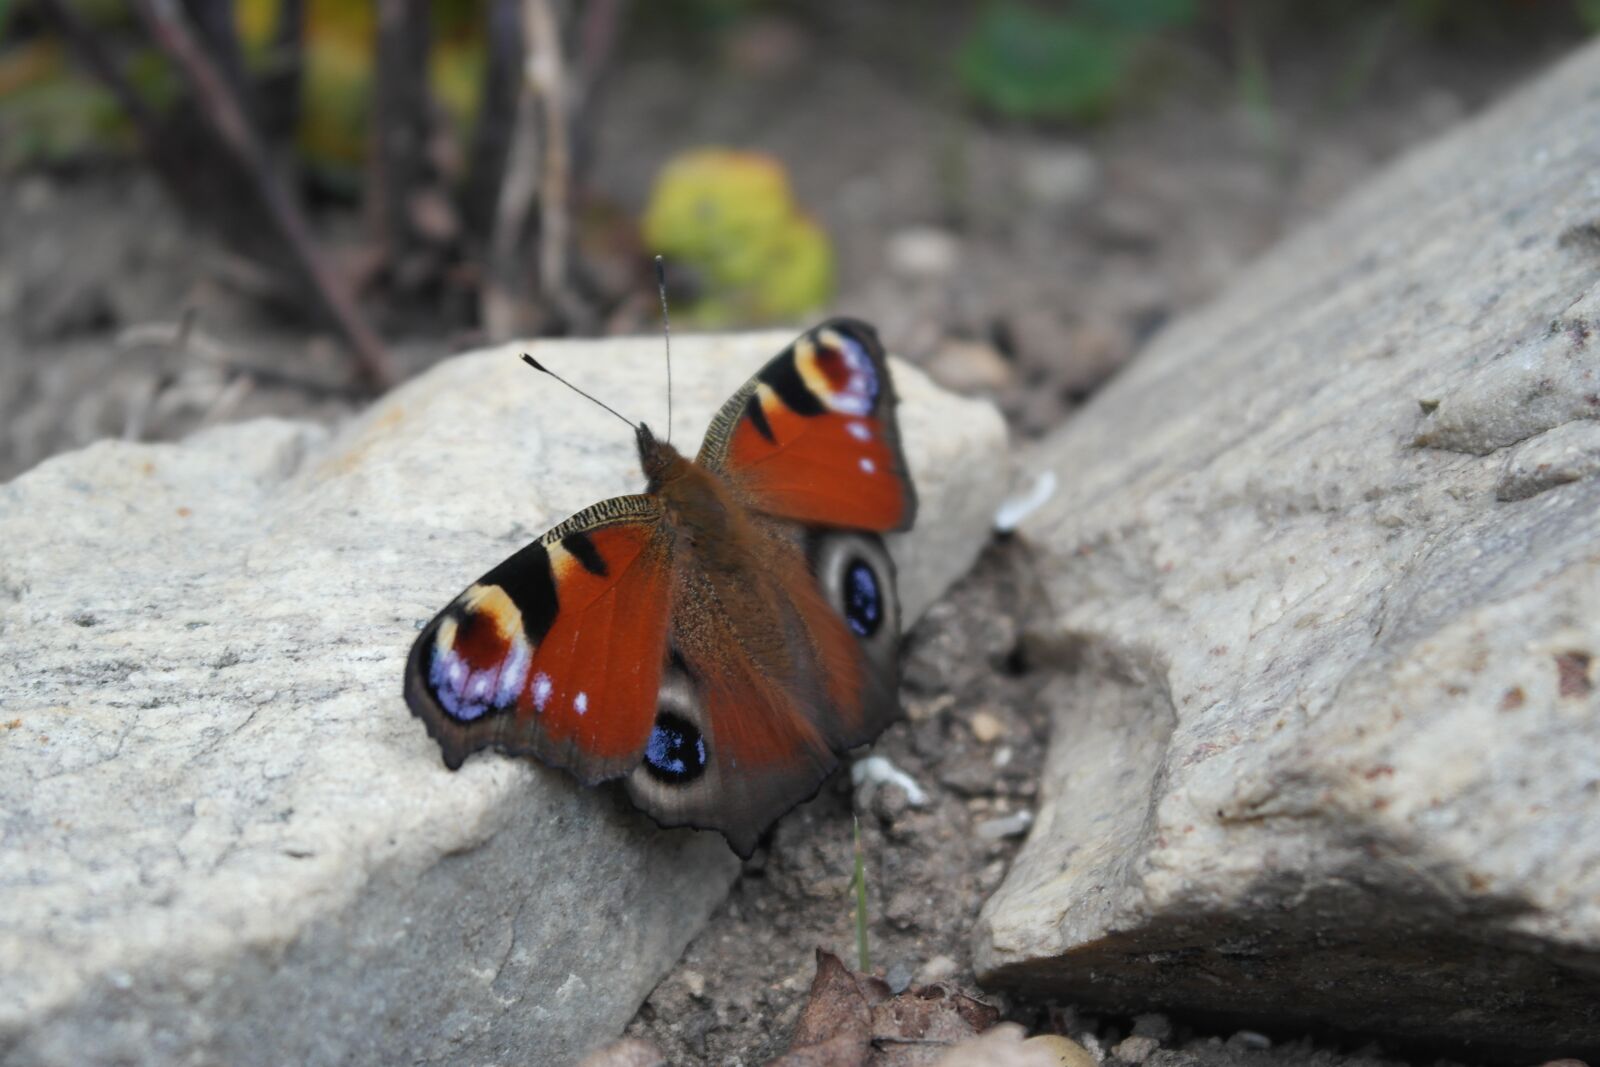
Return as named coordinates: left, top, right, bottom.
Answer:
left=0, top=9, right=1584, bottom=1065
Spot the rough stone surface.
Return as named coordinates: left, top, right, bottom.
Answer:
left=974, top=42, right=1600, bottom=1058
left=0, top=330, right=1006, bottom=1067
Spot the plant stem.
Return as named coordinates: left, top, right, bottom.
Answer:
left=853, top=816, right=871, bottom=974
left=130, top=0, right=396, bottom=388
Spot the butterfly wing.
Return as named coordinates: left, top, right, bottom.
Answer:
left=405, top=495, right=673, bottom=782
left=624, top=522, right=904, bottom=857
left=696, top=319, right=918, bottom=534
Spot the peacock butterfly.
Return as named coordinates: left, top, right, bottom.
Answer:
left=404, top=318, right=918, bottom=856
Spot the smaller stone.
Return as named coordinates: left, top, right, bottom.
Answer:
left=1227, top=1030, right=1272, bottom=1050
left=871, top=779, right=912, bottom=823
left=1020, top=145, right=1101, bottom=208
left=1061, top=316, right=1137, bottom=397
left=1093, top=194, right=1162, bottom=248
left=915, top=954, right=959, bottom=985
left=1130, top=1014, right=1172, bottom=1042
left=937, top=1024, right=1055, bottom=1067
left=1107, top=1036, right=1158, bottom=1062
left=968, top=709, right=1006, bottom=743
left=886, top=226, right=962, bottom=280
left=885, top=961, right=914, bottom=994
left=1112, top=1035, right=1160, bottom=1064
left=885, top=888, right=924, bottom=932
left=681, top=969, right=706, bottom=999
left=1496, top=420, right=1600, bottom=502
left=907, top=693, right=956, bottom=722
left=577, top=1037, right=667, bottom=1067
left=976, top=810, right=1034, bottom=840
left=927, top=340, right=1014, bottom=394
left=1023, top=1034, right=1100, bottom=1067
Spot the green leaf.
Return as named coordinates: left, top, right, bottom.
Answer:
left=1576, top=0, right=1600, bottom=34
left=958, top=4, right=1128, bottom=121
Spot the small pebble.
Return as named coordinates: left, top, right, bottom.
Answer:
left=927, top=339, right=1013, bottom=393
left=976, top=809, right=1034, bottom=840
left=681, top=969, right=705, bottom=999
left=1112, top=1035, right=1160, bottom=1064
left=914, top=954, right=959, bottom=985
left=1019, top=145, right=1101, bottom=207
left=968, top=709, right=1006, bottom=743
left=885, top=961, right=913, bottom=994
left=1229, top=1029, right=1272, bottom=1050
left=1024, top=1034, right=1099, bottom=1067
left=576, top=1037, right=667, bottom=1067
left=1131, top=1013, right=1172, bottom=1042
left=885, top=226, right=961, bottom=279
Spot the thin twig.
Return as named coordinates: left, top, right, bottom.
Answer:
left=38, top=0, right=225, bottom=246
left=482, top=0, right=546, bottom=340
left=257, top=0, right=305, bottom=162
left=527, top=0, right=571, bottom=316
left=466, top=0, right=524, bottom=246
left=180, top=0, right=249, bottom=111
left=130, top=0, right=396, bottom=388
left=569, top=0, right=625, bottom=175
left=369, top=0, right=431, bottom=258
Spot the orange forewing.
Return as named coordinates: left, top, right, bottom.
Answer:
left=728, top=400, right=909, bottom=532
left=514, top=525, right=673, bottom=779
left=702, top=319, right=917, bottom=535
left=407, top=504, right=673, bottom=783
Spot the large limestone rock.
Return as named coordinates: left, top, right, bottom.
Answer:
left=974, top=42, right=1600, bottom=1057
left=0, top=331, right=1006, bottom=1067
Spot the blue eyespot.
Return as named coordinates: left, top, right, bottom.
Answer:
left=643, top=712, right=708, bottom=784
left=843, top=559, right=882, bottom=638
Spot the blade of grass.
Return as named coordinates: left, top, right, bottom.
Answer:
left=852, top=816, right=870, bottom=974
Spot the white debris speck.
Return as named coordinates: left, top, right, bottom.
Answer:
left=851, top=755, right=929, bottom=807
left=993, top=469, right=1058, bottom=533
left=975, top=809, right=1034, bottom=840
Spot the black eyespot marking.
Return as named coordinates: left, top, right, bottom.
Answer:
left=643, top=712, right=708, bottom=784
left=842, top=558, right=882, bottom=638
left=562, top=532, right=608, bottom=577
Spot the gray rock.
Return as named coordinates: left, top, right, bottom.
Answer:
left=0, top=330, right=1007, bottom=1066
left=974, top=41, right=1600, bottom=1057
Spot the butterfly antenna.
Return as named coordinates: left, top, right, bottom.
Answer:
left=655, top=255, right=673, bottom=444
left=521, top=354, right=638, bottom=433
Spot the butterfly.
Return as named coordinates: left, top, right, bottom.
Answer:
left=404, top=319, right=919, bottom=857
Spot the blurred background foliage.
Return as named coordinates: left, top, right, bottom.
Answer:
left=1, top=0, right=1596, bottom=370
